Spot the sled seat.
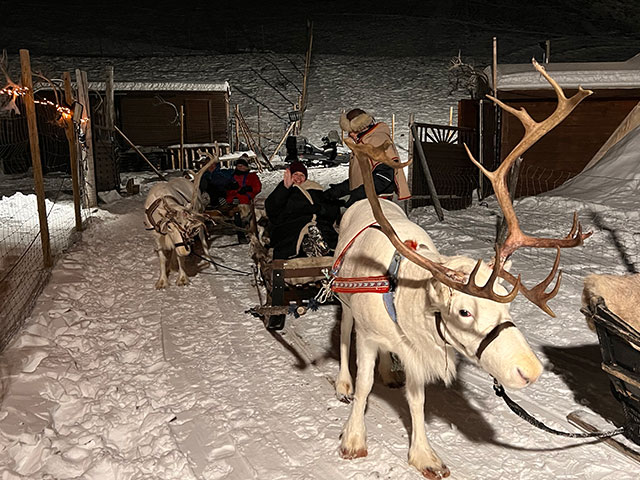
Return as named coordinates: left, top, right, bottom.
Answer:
left=582, top=274, right=640, bottom=446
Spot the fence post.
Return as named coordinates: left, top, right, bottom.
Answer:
left=410, top=122, right=445, bottom=221
left=20, top=49, right=52, bottom=268
left=62, top=72, right=83, bottom=232
left=75, top=69, right=98, bottom=207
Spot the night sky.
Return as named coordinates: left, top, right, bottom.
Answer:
left=1, top=1, right=639, bottom=62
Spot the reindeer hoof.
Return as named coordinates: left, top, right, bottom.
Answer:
left=420, top=465, right=450, bottom=479
left=335, top=380, right=353, bottom=403
left=340, top=447, right=367, bottom=459
left=176, top=277, right=189, bottom=286
left=155, top=279, right=168, bottom=289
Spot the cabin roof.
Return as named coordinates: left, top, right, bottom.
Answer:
left=486, top=52, right=640, bottom=91
left=87, top=81, right=231, bottom=93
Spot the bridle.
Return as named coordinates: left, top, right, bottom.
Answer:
left=434, top=311, right=516, bottom=361
left=144, top=195, right=205, bottom=251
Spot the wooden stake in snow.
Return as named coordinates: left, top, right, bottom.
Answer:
left=20, top=49, right=52, bottom=268
left=63, top=71, right=83, bottom=232
left=76, top=68, right=98, bottom=208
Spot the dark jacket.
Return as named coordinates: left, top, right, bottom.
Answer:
left=265, top=180, right=339, bottom=259
left=326, top=163, right=395, bottom=208
left=199, top=165, right=234, bottom=206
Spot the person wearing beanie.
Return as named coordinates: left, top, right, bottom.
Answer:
left=265, top=160, right=339, bottom=262
left=225, top=153, right=262, bottom=243
left=327, top=108, right=411, bottom=207
left=226, top=154, right=262, bottom=206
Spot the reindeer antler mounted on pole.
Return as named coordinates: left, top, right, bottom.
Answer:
left=349, top=59, right=593, bottom=316
left=0, top=50, right=27, bottom=115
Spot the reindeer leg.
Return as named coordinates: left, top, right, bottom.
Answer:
left=176, top=254, right=189, bottom=286
left=406, top=372, right=450, bottom=479
left=378, top=349, right=405, bottom=389
left=155, top=246, right=169, bottom=289
left=340, top=334, right=376, bottom=459
left=336, top=304, right=354, bottom=402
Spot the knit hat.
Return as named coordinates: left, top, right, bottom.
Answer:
left=339, top=108, right=374, bottom=133
left=236, top=154, right=249, bottom=167
left=288, top=160, right=307, bottom=179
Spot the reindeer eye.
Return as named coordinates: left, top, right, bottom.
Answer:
left=459, top=309, right=472, bottom=318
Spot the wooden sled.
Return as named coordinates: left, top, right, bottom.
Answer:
left=581, top=297, right=640, bottom=447
left=247, top=198, right=334, bottom=329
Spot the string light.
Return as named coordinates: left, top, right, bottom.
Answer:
left=1, top=85, right=73, bottom=119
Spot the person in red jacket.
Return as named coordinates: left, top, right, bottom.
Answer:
left=226, top=154, right=262, bottom=244
left=226, top=154, right=262, bottom=205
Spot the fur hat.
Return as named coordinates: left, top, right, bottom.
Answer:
left=339, top=108, right=374, bottom=133
left=288, top=160, right=307, bottom=179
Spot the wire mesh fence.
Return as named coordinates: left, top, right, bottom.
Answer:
left=0, top=98, right=90, bottom=351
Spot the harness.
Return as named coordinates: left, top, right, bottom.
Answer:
left=325, top=222, right=515, bottom=360
left=144, top=194, right=203, bottom=249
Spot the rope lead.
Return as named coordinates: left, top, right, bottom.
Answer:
left=493, top=378, right=627, bottom=439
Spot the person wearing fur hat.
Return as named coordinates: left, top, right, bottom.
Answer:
left=265, top=160, right=339, bottom=260
left=326, top=108, right=411, bottom=207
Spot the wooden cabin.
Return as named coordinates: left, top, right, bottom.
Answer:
left=458, top=53, right=640, bottom=197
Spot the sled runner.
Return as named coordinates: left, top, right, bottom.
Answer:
left=247, top=198, right=334, bottom=330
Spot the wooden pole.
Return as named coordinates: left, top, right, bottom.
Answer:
left=545, top=39, right=551, bottom=63
left=257, top=106, right=261, bottom=150
left=478, top=98, right=484, bottom=201
left=114, top=126, right=166, bottom=181
left=62, top=72, right=83, bottom=232
left=410, top=123, right=444, bottom=221
left=180, top=104, right=185, bottom=170
left=234, top=104, right=240, bottom=151
left=449, top=107, right=453, bottom=126
left=269, top=123, right=296, bottom=165
left=299, top=20, right=313, bottom=130
left=492, top=37, right=498, bottom=99
left=20, top=49, right=52, bottom=268
left=405, top=113, right=415, bottom=214
left=391, top=114, right=395, bottom=141
left=75, top=69, right=98, bottom=207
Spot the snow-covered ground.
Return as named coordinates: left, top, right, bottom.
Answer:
left=1, top=49, right=640, bottom=478
left=1, top=155, right=639, bottom=479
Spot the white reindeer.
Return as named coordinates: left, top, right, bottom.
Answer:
left=144, top=149, right=218, bottom=289
left=334, top=60, right=592, bottom=479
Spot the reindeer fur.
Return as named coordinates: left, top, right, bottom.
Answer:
left=145, top=177, right=211, bottom=289
left=334, top=200, right=542, bottom=478
left=582, top=273, right=640, bottom=332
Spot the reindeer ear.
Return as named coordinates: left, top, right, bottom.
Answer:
left=427, top=278, right=452, bottom=307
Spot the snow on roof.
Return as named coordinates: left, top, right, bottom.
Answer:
left=87, top=81, right=231, bottom=93
left=486, top=52, right=640, bottom=91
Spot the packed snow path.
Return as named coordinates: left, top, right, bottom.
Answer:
left=0, top=176, right=639, bottom=479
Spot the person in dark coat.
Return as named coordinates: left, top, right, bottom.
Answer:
left=265, top=161, right=339, bottom=260
left=199, top=162, right=234, bottom=208
left=325, top=108, right=411, bottom=208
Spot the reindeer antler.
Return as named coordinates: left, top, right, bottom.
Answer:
left=462, top=58, right=593, bottom=315
left=1, top=49, right=25, bottom=115
left=346, top=136, right=520, bottom=304
left=191, top=144, right=222, bottom=207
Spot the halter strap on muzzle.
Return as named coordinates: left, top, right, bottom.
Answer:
left=435, top=311, right=516, bottom=360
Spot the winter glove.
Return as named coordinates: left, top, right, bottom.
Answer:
left=228, top=181, right=240, bottom=190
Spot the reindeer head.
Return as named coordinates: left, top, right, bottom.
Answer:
left=422, top=256, right=542, bottom=389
